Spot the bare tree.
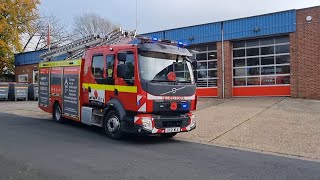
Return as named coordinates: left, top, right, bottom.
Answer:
left=72, top=13, right=118, bottom=38
left=21, top=15, right=72, bottom=52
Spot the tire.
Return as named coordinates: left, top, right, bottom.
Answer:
left=160, top=133, right=177, bottom=139
left=53, top=103, right=64, bottom=123
left=103, top=110, right=124, bottom=139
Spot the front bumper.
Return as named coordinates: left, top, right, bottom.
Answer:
left=131, top=113, right=196, bottom=134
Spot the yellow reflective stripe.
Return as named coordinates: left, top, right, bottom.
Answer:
left=39, top=59, right=82, bottom=68
left=106, top=85, right=115, bottom=91
left=82, top=83, right=110, bottom=90
left=82, top=83, right=137, bottom=93
left=115, top=85, right=137, bottom=93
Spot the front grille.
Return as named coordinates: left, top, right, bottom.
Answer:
left=154, top=116, right=189, bottom=128
left=153, top=101, right=190, bottom=114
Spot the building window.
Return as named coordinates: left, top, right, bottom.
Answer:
left=189, top=43, right=217, bottom=88
left=18, top=74, right=28, bottom=82
left=33, top=70, right=39, bottom=84
left=174, top=62, right=191, bottom=81
left=232, top=36, right=290, bottom=87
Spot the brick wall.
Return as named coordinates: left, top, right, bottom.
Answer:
left=291, top=6, right=320, bottom=99
left=15, top=64, right=39, bottom=83
left=217, top=41, right=233, bottom=98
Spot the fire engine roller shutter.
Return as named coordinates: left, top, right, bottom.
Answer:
left=38, top=68, right=50, bottom=107
left=62, top=66, right=80, bottom=118
left=38, top=59, right=82, bottom=115
left=232, top=36, right=291, bottom=97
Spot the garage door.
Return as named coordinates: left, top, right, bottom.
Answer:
left=189, top=43, right=218, bottom=97
left=232, top=36, right=290, bottom=97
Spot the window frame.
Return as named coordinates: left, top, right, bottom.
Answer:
left=18, top=74, right=28, bottom=83
left=117, top=50, right=135, bottom=84
left=189, top=43, right=218, bottom=88
left=91, top=54, right=105, bottom=83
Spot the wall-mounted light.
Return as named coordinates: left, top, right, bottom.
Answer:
left=306, top=16, right=312, bottom=23
left=253, top=27, right=261, bottom=32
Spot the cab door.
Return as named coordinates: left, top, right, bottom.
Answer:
left=88, top=54, right=106, bottom=106
left=114, top=49, right=138, bottom=111
left=87, top=53, right=117, bottom=106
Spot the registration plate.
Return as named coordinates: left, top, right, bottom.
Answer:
left=165, top=127, right=181, bottom=133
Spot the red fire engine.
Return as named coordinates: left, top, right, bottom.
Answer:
left=38, top=29, right=197, bottom=139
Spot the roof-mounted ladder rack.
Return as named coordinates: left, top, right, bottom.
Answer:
left=40, top=28, right=137, bottom=61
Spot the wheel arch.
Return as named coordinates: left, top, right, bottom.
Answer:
left=104, top=99, right=126, bottom=121
left=52, top=99, right=64, bottom=123
left=53, top=100, right=61, bottom=108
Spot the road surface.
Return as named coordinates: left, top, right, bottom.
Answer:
left=0, top=112, right=319, bottom=180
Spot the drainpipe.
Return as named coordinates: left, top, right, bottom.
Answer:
left=221, top=24, right=225, bottom=99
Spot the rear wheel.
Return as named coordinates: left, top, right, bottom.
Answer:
left=103, top=110, right=124, bottom=139
left=160, top=133, right=177, bottom=139
left=53, top=103, right=64, bottom=123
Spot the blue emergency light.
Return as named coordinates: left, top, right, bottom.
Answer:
left=181, top=102, right=189, bottom=110
left=149, top=37, right=188, bottom=47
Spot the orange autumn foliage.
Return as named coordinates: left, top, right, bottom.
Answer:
left=0, top=0, right=40, bottom=70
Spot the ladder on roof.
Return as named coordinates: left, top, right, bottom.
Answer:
left=40, top=28, right=137, bottom=61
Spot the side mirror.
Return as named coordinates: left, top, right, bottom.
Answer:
left=117, top=64, right=127, bottom=79
left=191, top=60, right=198, bottom=70
left=193, top=70, right=198, bottom=82
left=117, top=52, right=127, bottom=62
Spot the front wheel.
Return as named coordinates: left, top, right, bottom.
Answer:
left=103, top=110, right=124, bottom=139
left=160, top=133, right=177, bottom=139
left=53, top=103, right=64, bottom=123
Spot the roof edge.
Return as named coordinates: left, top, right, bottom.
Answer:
left=141, top=7, right=304, bottom=35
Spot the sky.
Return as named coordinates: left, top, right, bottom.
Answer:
left=40, top=0, right=320, bottom=34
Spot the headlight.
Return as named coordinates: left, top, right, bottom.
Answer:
left=141, top=117, right=153, bottom=130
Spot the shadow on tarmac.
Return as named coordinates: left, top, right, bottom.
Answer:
left=0, top=112, right=182, bottom=146
left=62, top=119, right=181, bottom=145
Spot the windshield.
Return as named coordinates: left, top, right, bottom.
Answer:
left=138, top=51, right=194, bottom=83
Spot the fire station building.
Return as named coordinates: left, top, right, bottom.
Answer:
left=15, top=6, right=320, bottom=99
left=142, top=6, right=320, bottom=99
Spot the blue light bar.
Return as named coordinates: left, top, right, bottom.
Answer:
left=178, top=41, right=183, bottom=45
left=152, top=37, right=159, bottom=41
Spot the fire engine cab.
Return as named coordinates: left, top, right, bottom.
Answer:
left=38, top=29, right=197, bottom=139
